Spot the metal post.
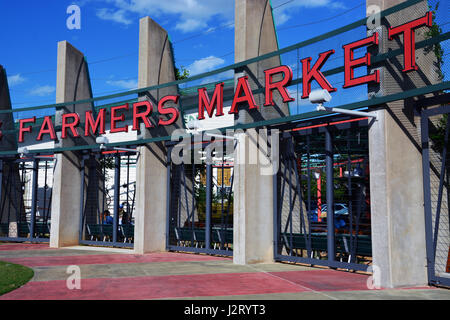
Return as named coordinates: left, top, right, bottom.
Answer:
left=94, top=153, right=101, bottom=225
left=0, top=160, right=3, bottom=225
left=288, top=146, right=293, bottom=256
left=113, top=154, right=120, bottom=244
left=205, top=153, right=212, bottom=250
left=432, top=114, right=449, bottom=259
left=273, top=148, right=278, bottom=258
left=306, top=136, right=312, bottom=254
left=317, top=174, right=322, bottom=222
left=29, top=159, right=39, bottom=240
left=43, top=160, right=48, bottom=224
left=347, top=131, right=355, bottom=261
left=166, top=147, right=172, bottom=250
left=325, top=126, right=335, bottom=261
left=126, top=154, right=130, bottom=219
left=100, top=156, right=104, bottom=222
left=18, top=162, right=25, bottom=226
left=421, top=113, right=435, bottom=284
left=79, top=157, right=86, bottom=242
left=220, top=155, right=225, bottom=238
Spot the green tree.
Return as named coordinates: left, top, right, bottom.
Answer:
left=425, top=1, right=444, bottom=80
left=430, top=114, right=448, bottom=154
left=175, top=66, right=190, bottom=80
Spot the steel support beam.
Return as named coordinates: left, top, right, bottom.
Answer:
left=29, top=159, right=39, bottom=240
left=165, top=148, right=172, bottom=250
left=78, top=157, right=86, bottom=243
left=113, top=154, right=120, bottom=243
left=206, top=155, right=212, bottom=250
left=325, top=126, right=335, bottom=261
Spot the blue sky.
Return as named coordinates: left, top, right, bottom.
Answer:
left=0, top=0, right=448, bottom=117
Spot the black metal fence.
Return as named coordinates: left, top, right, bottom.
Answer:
left=421, top=104, right=450, bottom=287
left=79, top=149, right=137, bottom=248
left=166, top=139, right=234, bottom=256
left=274, top=116, right=371, bottom=271
left=0, top=156, right=54, bottom=242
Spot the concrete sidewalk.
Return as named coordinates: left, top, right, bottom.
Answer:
left=0, top=243, right=449, bottom=300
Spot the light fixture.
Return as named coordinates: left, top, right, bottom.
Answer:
left=313, top=171, right=321, bottom=179
left=186, top=119, right=201, bottom=134
left=309, top=89, right=332, bottom=106
left=96, top=136, right=109, bottom=150
left=17, top=147, right=29, bottom=158
left=17, top=147, right=54, bottom=160
left=309, top=89, right=377, bottom=120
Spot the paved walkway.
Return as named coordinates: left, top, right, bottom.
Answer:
left=0, top=243, right=449, bottom=300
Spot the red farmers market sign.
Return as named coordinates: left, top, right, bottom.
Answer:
left=17, top=12, right=432, bottom=143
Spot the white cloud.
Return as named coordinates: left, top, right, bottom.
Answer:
left=7, top=74, right=26, bottom=86
left=200, top=70, right=234, bottom=85
left=273, top=0, right=346, bottom=9
left=175, top=19, right=207, bottom=33
left=96, top=8, right=133, bottom=25
left=274, top=12, right=290, bottom=26
left=106, top=79, right=138, bottom=89
left=90, top=0, right=347, bottom=31
left=272, top=0, right=347, bottom=26
left=188, top=56, right=225, bottom=76
left=329, top=2, right=347, bottom=9
left=93, top=0, right=234, bottom=32
left=29, top=85, right=55, bottom=96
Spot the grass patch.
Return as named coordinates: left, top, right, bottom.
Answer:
left=0, top=261, right=34, bottom=295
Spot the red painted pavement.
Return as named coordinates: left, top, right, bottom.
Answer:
left=269, top=270, right=373, bottom=292
left=0, top=272, right=308, bottom=300
left=0, top=243, right=400, bottom=300
left=2, top=252, right=229, bottom=267
left=0, top=243, right=52, bottom=251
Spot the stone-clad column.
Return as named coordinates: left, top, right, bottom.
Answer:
left=367, top=0, right=439, bottom=287
left=233, top=0, right=287, bottom=264
left=0, top=65, right=24, bottom=237
left=134, top=17, right=184, bottom=253
left=50, top=41, right=95, bottom=248
left=0, top=66, right=16, bottom=153
left=234, top=0, right=290, bottom=123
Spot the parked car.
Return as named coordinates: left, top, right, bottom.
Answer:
left=308, top=203, right=349, bottom=228
left=320, top=203, right=349, bottom=216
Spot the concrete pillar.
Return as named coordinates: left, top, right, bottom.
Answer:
left=367, top=0, right=439, bottom=287
left=134, top=17, right=183, bottom=253
left=233, top=0, right=288, bottom=264
left=0, top=65, right=24, bottom=237
left=50, top=41, right=94, bottom=248
left=234, top=0, right=290, bottom=123
left=234, top=129, right=278, bottom=264
left=0, top=66, right=17, bottom=153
